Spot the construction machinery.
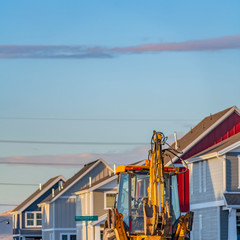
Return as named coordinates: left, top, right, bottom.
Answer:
left=103, top=131, right=193, bottom=240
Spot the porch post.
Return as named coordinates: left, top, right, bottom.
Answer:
left=228, top=208, right=237, bottom=240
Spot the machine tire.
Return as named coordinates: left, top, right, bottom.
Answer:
left=103, top=228, right=117, bottom=240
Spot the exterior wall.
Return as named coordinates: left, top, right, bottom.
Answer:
left=191, top=207, right=219, bottom=240
left=179, top=112, right=240, bottom=212
left=226, top=152, right=240, bottom=192
left=190, top=157, right=224, bottom=204
left=55, top=197, right=76, bottom=228
left=93, top=191, right=105, bottom=216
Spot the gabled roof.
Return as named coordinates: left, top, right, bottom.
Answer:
left=41, top=159, right=113, bottom=203
left=166, top=106, right=240, bottom=165
left=12, top=175, right=66, bottom=213
left=75, top=173, right=117, bottom=194
left=187, top=132, right=240, bottom=162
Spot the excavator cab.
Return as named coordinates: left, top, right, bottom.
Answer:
left=116, top=166, right=181, bottom=236
left=103, top=131, right=193, bottom=240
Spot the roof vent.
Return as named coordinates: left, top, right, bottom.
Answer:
left=89, top=177, right=92, bottom=187
left=52, top=188, right=55, bottom=198
left=174, top=132, right=178, bottom=150
left=39, top=184, right=42, bottom=191
left=114, top=164, right=116, bottom=175
left=61, top=181, right=63, bottom=189
left=210, top=113, right=212, bottom=120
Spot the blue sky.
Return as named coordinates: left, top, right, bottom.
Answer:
left=0, top=0, right=240, bottom=212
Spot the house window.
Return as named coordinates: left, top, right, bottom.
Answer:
left=25, top=212, right=42, bottom=227
left=104, top=192, right=117, bottom=209
left=60, top=234, right=76, bottom=240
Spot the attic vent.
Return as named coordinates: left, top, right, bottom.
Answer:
left=52, top=188, right=55, bottom=198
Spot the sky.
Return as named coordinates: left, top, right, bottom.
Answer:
left=0, top=0, right=240, bottom=213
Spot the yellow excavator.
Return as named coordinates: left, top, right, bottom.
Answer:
left=103, top=131, right=193, bottom=240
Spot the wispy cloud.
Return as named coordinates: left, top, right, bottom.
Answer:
left=0, top=133, right=184, bottom=168
left=0, top=35, right=239, bottom=59
left=0, top=146, right=149, bottom=168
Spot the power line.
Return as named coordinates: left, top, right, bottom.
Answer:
left=0, top=161, right=89, bottom=166
left=0, top=203, right=18, bottom=206
left=0, top=117, right=196, bottom=122
left=0, top=140, right=148, bottom=145
left=0, top=183, right=38, bottom=186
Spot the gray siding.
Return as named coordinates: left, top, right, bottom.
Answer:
left=190, top=157, right=224, bottom=205
left=191, top=207, right=219, bottom=240
left=220, top=208, right=228, bottom=240
left=55, top=197, right=76, bottom=228
left=226, top=152, right=240, bottom=192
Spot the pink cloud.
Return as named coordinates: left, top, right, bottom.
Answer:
left=0, top=35, right=239, bottom=59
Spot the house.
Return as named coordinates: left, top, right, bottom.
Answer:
left=165, top=106, right=240, bottom=212
left=187, top=131, right=240, bottom=240
left=75, top=174, right=117, bottom=240
left=38, top=159, right=113, bottom=240
left=11, top=175, right=66, bottom=240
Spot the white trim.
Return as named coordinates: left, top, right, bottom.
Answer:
left=187, top=153, right=218, bottom=163
left=238, top=155, right=240, bottom=188
left=50, top=159, right=113, bottom=202
left=90, top=192, right=94, bottom=216
left=17, top=175, right=66, bottom=213
left=166, top=107, right=237, bottom=166
left=219, top=140, right=240, bottom=155
left=104, top=191, right=117, bottom=210
left=25, top=211, right=42, bottom=227
left=203, top=160, right=206, bottom=192
left=190, top=163, right=193, bottom=195
left=190, top=200, right=225, bottom=210
left=60, top=232, right=77, bottom=240
left=42, top=228, right=76, bottom=232
left=59, top=196, right=76, bottom=199
left=53, top=202, right=55, bottom=240
left=223, top=156, right=227, bottom=192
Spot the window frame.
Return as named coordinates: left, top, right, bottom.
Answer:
left=25, top=211, right=42, bottom=228
left=60, top=233, right=76, bottom=240
left=104, top=191, right=117, bottom=210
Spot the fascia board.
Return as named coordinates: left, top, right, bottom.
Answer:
left=17, top=175, right=65, bottom=213
left=218, top=141, right=240, bottom=155
left=50, top=160, right=106, bottom=202
left=166, top=107, right=235, bottom=166
left=187, top=152, right=218, bottom=163
left=90, top=175, right=118, bottom=191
